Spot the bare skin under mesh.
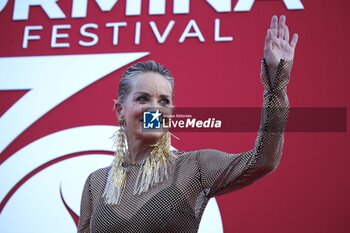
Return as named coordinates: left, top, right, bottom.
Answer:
left=78, top=60, right=293, bottom=233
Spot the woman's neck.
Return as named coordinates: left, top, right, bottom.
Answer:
left=126, top=139, right=153, bottom=164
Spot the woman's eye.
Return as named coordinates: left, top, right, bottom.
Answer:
left=136, top=96, right=147, bottom=103
left=159, top=99, right=170, bottom=105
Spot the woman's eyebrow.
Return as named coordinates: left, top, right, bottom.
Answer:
left=134, top=92, right=171, bottom=99
left=134, top=92, right=151, bottom=97
left=159, top=94, right=171, bottom=99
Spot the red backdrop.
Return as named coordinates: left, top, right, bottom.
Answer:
left=1, top=0, right=349, bottom=232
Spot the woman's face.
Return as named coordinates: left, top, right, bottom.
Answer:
left=118, top=72, right=173, bottom=144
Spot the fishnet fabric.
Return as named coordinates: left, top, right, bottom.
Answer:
left=78, top=59, right=293, bottom=233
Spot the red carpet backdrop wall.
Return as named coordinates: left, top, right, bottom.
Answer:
left=0, top=0, right=349, bottom=232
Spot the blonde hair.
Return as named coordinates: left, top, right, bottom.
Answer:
left=118, top=60, right=174, bottom=103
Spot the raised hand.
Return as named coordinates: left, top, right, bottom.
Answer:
left=264, top=15, right=298, bottom=83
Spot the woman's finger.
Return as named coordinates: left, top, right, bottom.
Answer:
left=278, top=15, right=286, bottom=39
left=270, top=15, right=278, bottom=36
left=265, top=29, right=273, bottom=51
left=284, top=25, right=290, bottom=42
left=290, top=33, right=299, bottom=49
left=271, top=34, right=280, bottom=47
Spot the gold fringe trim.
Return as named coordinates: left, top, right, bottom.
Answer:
left=103, top=129, right=175, bottom=205
left=102, top=127, right=128, bottom=205
left=133, top=132, right=174, bottom=195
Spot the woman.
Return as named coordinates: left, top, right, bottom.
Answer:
left=78, top=15, right=298, bottom=232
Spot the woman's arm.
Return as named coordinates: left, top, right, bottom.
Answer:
left=77, top=174, right=93, bottom=233
left=197, top=15, right=298, bottom=198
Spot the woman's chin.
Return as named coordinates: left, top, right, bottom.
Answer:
left=138, top=130, right=166, bottom=143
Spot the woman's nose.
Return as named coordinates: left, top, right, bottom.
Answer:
left=149, top=99, right=161, bottom=109
left=144, top=100, right=168, bottom=115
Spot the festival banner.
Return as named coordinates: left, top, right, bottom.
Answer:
left=1, top=1, right=349, bottom=232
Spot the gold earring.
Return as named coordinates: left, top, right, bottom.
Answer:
left=133, top=131, right=175, bottom=195
left=102, top=124, right=128, bottom=205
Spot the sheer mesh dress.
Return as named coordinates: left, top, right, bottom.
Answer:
left=78, top=60, right=293, bottom=233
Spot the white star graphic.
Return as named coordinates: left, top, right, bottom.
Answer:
left=150, top=110, right=162, bottom=122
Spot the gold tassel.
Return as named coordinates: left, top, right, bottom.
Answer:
left=103, top=129, right=176, bottom=205
left=133, top=132, right=175, bottom=195
left=102, top=126, right=128, bottom=205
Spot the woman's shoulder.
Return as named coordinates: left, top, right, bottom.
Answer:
left=86, top=166, right=110, bottom=183
left=173, top=148, right=222, bottom=157
left=173, top=149, right=233, bottom=169
left=173, top=148, right=222, bottom=163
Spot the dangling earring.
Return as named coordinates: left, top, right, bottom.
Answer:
left=102, top=122, right=128, bottom=205
left=133, top=131, right=175, bottom=195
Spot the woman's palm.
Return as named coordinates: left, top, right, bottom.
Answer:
left=264, top=15, right=298, bottom=69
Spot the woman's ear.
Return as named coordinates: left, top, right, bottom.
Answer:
left=114, top=101, right=124, bottom=123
